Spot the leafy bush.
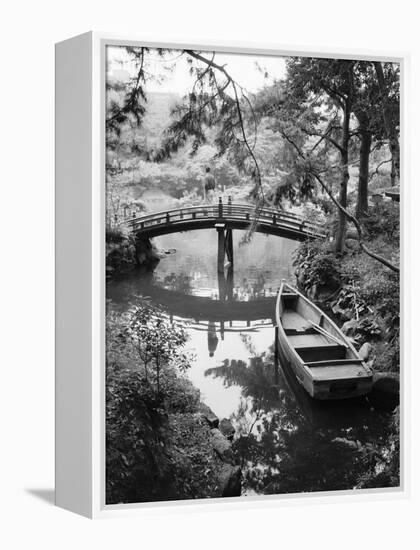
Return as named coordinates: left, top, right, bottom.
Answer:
left=293, top=240, right=342, bottom=294
left=126, top=304, right=192, bottom=395
left=106, top=234, right=137, bottom=276
left=106, top=305, right=209, bottom=504
left=106, top=362, right=172, bottom=503
left=356, top=409, right=399, bottom=489
left=293, top=227, right=400, bottom=374
left=106, top=227, right=126, bottom=244
left=341, top=254, right=400, bottom=340
left=362, top=202, right=399, bottom=242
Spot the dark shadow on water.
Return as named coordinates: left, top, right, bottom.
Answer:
left=25, top=488, right=55, bottom=505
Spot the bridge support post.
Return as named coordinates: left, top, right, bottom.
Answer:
left=218, top=271, right=227, bottom=301
left=217, top=227, right=225, bottom=274
left=225, top=229, right=234, bottom=300
left=225, top=228, right=233, bottom=268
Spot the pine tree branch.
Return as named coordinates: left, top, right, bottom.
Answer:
left=184, top=50, right=263, bottom=199
left=106, top=47, right=146, bottom=128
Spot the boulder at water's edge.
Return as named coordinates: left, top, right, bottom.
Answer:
left=368, top=372, right=399, bottom=412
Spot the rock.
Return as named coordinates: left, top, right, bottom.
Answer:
left=219, top=418, right=235, bottom=441
left=316, top=284, right=339, bottom=302
left=345, top=238, right=359, bottom=250
left=218, top=464, right=242, bottom=497
left=200, top=404, right=219, bottom=428
left=297, top=269, right=305, bottom=286
left=332, top=437, right=361, bottom=451
left=341, top=319, right=358, bottom=336
left=135, top=237, right=161, bottom=267
left=359, top=342, right=373, bottom=361
left=309, top=283, right=318, bottom=300
left=210, top=428, right=234, bottom=463
left=155, top=248, right=168, bottom=259
left=368, top=372, right=400, bottom=412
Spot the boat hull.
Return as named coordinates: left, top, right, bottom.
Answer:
left=277, top=332, right=372, bottom=399
left=276, top=284, right=373, bottom=400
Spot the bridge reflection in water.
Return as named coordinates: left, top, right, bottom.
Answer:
left=137, top=284, right=276, bottom=323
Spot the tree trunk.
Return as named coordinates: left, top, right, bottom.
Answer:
left=374, top=61, right=400, bottom=185
left=389, top=138, right=400, bottom=186
left=335, top=104, right=351, bottom=253
left=391, top=157, right=396, bottom=187
left=356, top=117, right=372, bottom=219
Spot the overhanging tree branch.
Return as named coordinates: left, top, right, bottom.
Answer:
left=310, top=170, right=399, bottom=272
left=368, top=158, right=393, bottom=182
left=184, top=50, right=264, bottom=200
left=106, top=47, right=146, bottom=129
left=279, top=127, right=399, bottom=273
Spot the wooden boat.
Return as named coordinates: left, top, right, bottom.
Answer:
left=275, top=281, right=373, bottom=400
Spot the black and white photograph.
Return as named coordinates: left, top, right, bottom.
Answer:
left=105, top=45, right=400, bottom=505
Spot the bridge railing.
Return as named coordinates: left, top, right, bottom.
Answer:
left=122, top=200, right=325, bottom=237
left=224, top=204, right=325, bottom=230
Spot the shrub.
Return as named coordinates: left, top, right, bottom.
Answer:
left=362, top=202, right=400, bottom=242
left=105, top=306, right=200, bottom=503
left=106, top=362, right=172, bottom=503
left=106, top=227, right=125, bottom=244
left=293, top=240, right=342, bottom=294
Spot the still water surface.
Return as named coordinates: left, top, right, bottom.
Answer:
left=108, top=228, right=391, bottom=495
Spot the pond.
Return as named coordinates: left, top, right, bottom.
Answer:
left=107, top=227, right=392, bottom=496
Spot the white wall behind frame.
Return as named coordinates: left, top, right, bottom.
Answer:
left=1, top=0, right=419, bottom=548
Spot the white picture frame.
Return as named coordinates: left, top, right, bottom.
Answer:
left=55, top=31, right=409, bottom=518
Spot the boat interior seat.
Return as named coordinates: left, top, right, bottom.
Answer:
left=295, top=343, right=347, bottom=362
left=284, top=327, right=318, bottom=336
left=305, top=358, right=362, bottom=367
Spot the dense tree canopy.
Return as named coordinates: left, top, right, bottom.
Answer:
left=106, top=47, right=400, bottom=271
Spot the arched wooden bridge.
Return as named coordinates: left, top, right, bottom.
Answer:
left=123, top=199, right=325, bottom=241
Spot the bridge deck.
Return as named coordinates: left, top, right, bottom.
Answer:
left=122, top=201, right=325, bottom=241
